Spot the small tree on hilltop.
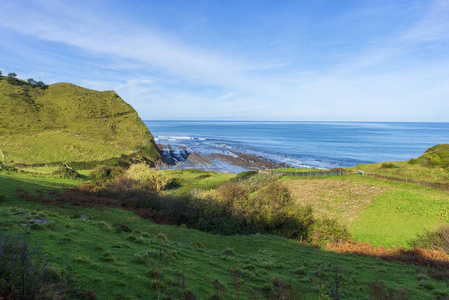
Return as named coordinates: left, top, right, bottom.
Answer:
left=6, top=72, right=17, bottom=84
left=35, top=80, right=47, bottom=89
left=0, top=70, right=3, bottom=77
left=27, top=78, right=36, bottom=86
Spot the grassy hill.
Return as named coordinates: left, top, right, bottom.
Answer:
left=409, top=144, right=449, bottom=169
left=0, top=77, right=160, bottom=167
left=344, top=144, right=449, bottom=185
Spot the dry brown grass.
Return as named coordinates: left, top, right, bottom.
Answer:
left=327, top=241, right=449, bottom=270
left=285, top=179, right=386, bottom=224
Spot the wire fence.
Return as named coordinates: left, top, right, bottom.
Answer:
left=262, top=168, right=449, bottom=190
left=363, top=172, right=449, bottom=190
left=262, top=169, right=355, bottom=178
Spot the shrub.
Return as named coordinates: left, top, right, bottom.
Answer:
left=216, top=182, right=248, bottom=211
left=113, top=223, right=132, bottom=233
left=0, top=232, right=70, bottom=299
left=0, top=164, right=17, bottom=172
left=310, top=218, right=352, bottom=245
left=100, top=176, right=158, bottom=209
left=157, top=233, right=168, bottom=241
left=408, top=225, right=449, bottom=253
left=223, top=248, right=235, bottom=256
left=258, top=181, right=292, bottom=208
left=261, top=205, right=315, bottom=240
left=381, top=163, right=399, bottom=169
left=89, top=165, right=124, bottom=182
left=52, top=166, right=81, bottom=179
left=419, top=280, right=435, bottom=290
left=126, top=163, right=172, bottom=192
left=229, top=170, right=257, bottom=182
left=132, top=254, right=147, bottom=265
left=192, top=241, right=204, bottom=248
left=127, top=235, right=137, bottom=242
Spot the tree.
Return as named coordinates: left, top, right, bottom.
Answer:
left=6, top=72, right=17, bottom=84
left=0, top=70, right=3, bottom=77
left=27, top=78, right=36, bottom=86
left=35, top=80, right=48, bottom=89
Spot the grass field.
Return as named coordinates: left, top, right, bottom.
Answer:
left=2, top=170, right=449, bottom=299
left=2, top=168, right=449, bottom=298
left=349, top=160, right=449, bottom=184
left=283, top=174, right=449, bottom=248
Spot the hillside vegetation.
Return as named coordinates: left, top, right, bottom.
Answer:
left=2, top=169, right=449, bottom=299
left=409, top=144, right=449, bottom=169
left=0, top=77, right=160, bottom=167
left=345, top=144, right=449, bottom=185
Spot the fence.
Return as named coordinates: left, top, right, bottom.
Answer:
left=263, top=168, right=449, bottom=190
left=363, top=172, right=449, bottom=190
left=262, top=169, right=354, bottom=178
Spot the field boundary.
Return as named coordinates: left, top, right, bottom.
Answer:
left=262, top=169, right=354, bottom=178
left=263, top=168, right=449, bottom=190
left=363, top=172, right=449, bottom=190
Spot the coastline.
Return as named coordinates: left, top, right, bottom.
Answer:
left=157, top=143, right=297, bottom=173
left=146, top=121, right=449, bottom=173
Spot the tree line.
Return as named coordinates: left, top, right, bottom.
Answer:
left=0, top=70, right=47, bottom=88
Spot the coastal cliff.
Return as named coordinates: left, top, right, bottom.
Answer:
left=0, top=77, right=160, bottom=166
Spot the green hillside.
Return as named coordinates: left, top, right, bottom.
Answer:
left=1, top=170, right=449, bottom=299
left=409, top=144, right=449, bottom=169
left=0, top=77, right=160, bottom=167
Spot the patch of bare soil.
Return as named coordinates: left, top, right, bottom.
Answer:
left=285, top=179, right=387, bottom=224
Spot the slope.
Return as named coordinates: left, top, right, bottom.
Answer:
left=0, top=77, right=159, bottom=166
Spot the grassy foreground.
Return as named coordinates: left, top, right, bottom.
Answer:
left=1, top=169, right=449, bottom=299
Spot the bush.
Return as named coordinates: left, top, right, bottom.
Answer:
left=258, top=181, right=292, bottom=208
left=381, top=163, right=399, bottom=169
left=125, top=163, right=172, bottom=192
left=157, top=233, right=168, bottom=241
left=0, top=232, right=70, bottom=299
left=265, top=205, right=315, bottom=240
left=89, top=165, right=124, bottom=182
left=229, top=170, right=257, bottom=182
left=310, top=218, right=352, bottom=245
left=0, top=164, right=17, bottom=172
left=408, top=225, right=449, bottom=253
left=216, top=182, right=249, bottom=211
left=113, top=223, right=132, bottom=233
left=52, top=166, right=81, bottom=179
left=369, top=279, right=410, bottom=299
left=223, top=248, right=235, bottom=256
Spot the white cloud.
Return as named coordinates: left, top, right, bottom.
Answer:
left=0, top=0, right=448, bottom=121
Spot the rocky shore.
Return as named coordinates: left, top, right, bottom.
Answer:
left=157, top=144, right=292, bottom=173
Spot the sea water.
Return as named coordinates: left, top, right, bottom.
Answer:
left=144, top=121, right=449, bottom=170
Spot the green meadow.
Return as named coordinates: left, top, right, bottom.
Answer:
left=2, top=164, right=449, bottom=299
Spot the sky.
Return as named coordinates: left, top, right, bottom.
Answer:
left=1, top=0, right=448, bottom=121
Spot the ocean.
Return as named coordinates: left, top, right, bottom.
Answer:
left=144, top=121, right=449, bottom=171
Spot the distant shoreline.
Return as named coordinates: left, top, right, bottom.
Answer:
left=157, top=143, right=312, bottom=173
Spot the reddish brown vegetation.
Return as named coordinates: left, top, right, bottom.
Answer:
left=327, top=241, right=449, bottom=270
left=15, top=186, right=168, bottom=224
left=16, top=187, right=128, bottom=209
left=369, top=278, right=409, bottom=300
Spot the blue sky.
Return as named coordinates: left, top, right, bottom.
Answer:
left=1, top=0, right=448, bottom=121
